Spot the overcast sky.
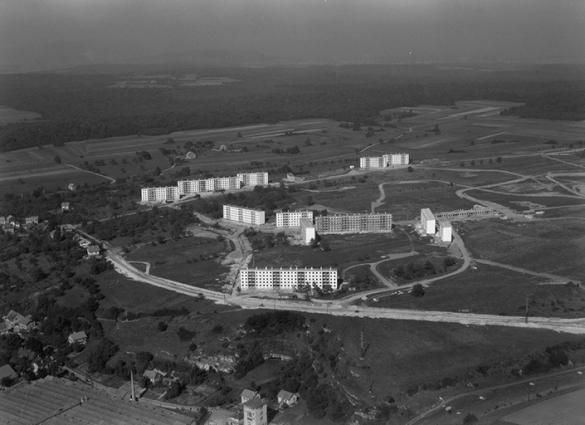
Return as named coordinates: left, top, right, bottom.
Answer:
left=1, top=0, right=584, bottom=70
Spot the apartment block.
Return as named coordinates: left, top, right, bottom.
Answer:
left=276, top=210, right=314, bottom=227
left=237, top=172, right=269, bottom=187
left=314, top=213, right=393, bottom=234
left=359, top=153, right=409, bottom=168
left=240, top=267, right=338, bottom=291
left=140, top=186, right=180, bottom=202
left=421, top=208, right=436, bottom=235
left=438, top=220, right=452, bottom=242
left=223, top=205, right=266, bottom=225
left=300, top=217, right=316, bottom=245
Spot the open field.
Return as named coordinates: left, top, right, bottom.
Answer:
left=368, top=264, right=585, bottom=318
left=460, top=219, right=585, bottom=281
left=501, top=387, right=585, bottom=425
left=0, top=105, right=41, bottom=124
left=465, top=189, right=585, bottom=211
left=125, top=236, right=231, bottom=289
left=252, top=232, right=405, bottom=273
left=317, top=315, right=585, bottom=404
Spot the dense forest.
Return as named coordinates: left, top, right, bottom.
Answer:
left=1, top=64, right=584, bottom=151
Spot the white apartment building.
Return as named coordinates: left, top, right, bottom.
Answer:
left=243, top=398, right=267, bottom=425
left=315, top=213, right=393, bottom=234
left=360, top=153, right=409, bottom=168
left=299, top=217, right=316, bottom=245
left=438, top=220, right=452, bottom=242
left=276, top=210, right=314, bottom=227
left=388, top=153, right=409, bottom=165
left=223, top=205, right=266, bottom=225
left=240, top=267, right=338, bottom=291
left=141, top=186, right=180, bottom=202
left=421, top=208, right=436, bottom=235
left=360, top=156, right=387, bottom=168
left=237, top=172, right=269, bottom=187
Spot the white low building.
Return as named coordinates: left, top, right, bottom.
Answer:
left=438, top=220, right=452, bottom=242
left=420, top=208, right=436, bottom=235
left=223, top=205, right=265, bottom=225
left=360, top=153, right=409, bottom=168
left=276, top=210, right=314, bottom=227
left=300, top=218, right=316, bottom=245
left=240, top=267, right=338, bottom=291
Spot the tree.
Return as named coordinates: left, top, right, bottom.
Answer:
left=496, top=156, right=502, bottom=163
left=407, top=166, right=414, bottom=172
left=54, top=156, right=62, bottom=164
left=237, top=132, right=243, bottom=138
left=462, top=413, right=478, bottom=424
left=153, top=166, right=161, bottom=176
left=411, top=283, right=425, bottom=298
left=157, top=321, right=168, bottom=332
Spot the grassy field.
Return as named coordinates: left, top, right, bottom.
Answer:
left=368, top=264, right=585, bottom=318
left=465, top=189, right=585, bottom=211
left=0, top=105, right=41, bottom=124
left=316, top=314, right=585, bottom=407
left=501, top=387, right=585, bottom=425
left=252, top=232, right=406, bottom=273
left=125, top=236, right=231, bottom=289
left=460, top=219, right=585, bottom=280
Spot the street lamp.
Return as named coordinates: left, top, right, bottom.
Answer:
left=528, top=382, right=535, bottom=401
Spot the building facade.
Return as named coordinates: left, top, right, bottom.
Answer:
left=438, top=220, right=452, bottom=242
left=360, top=153, right=409, bottom=168
left=237, top=172, right=269, bottom=187
left=276, top=210, right=314, bottom=227
left=243, top=398, right=267, bottom=425
left=314, top=213, right=392, bottom=234
left=141, top=186, right=180, bottom=202
left=421, top=208, right=436, bottom=235
left=223, top=205, right=266, bottom=225
left=240, top=267, right=338, bottom=291
left=299, top=218, right=316, bottom=245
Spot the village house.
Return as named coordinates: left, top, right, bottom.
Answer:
left=0, top=216, right=6, bottom=225
left=67, top=183, right=76, bottom=191
left=240, top=388, right=259, bottom=404
left=25, top=216, right=39, bottom=225
left=142, top=368, right=168, bottom=385
left=277, top=390, right=299, bottom=406
left=61, top=202, right=71, bottom=211
left=2, top=223, right=15, bottom=234
left=0, top=364, right=17, bottom=387
left=68, top=331, right=88, bottom=345
left=87, top=245, right=100, bottom=256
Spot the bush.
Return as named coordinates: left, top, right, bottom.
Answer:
left=157, top=321, right=168, bottom=332
left=411, top=284, right=425, bottom=298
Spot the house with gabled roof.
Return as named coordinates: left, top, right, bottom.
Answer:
left=241, top=388, right=259, bottom=404
left=68, top=331, right=87, bottom=345
left=61, top=202, right=71, bottom=211
left=87, top=245, right=100, bottom=256
left=0, top=364, right=17, bottom=385
left=277, top=389, right=299, bottom=406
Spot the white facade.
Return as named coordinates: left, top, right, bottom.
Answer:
left=276, top=210, right=314, bottom=227
left=360, top=156, right=387, bottom=168
left=243, top=398, right=267, bottom=425
left=237, top=172, right=268, bottom=187
left=439, top=220, right=452, bottom=242
left=144, top=172, right=268, bottom=200
left=421, top=208, right=436, bottom=235
left=240, top=267, right=338, bottom=291
left=141, top=186, right=180, bottom=202
left=315, top=213, right=393, bottom=234
left=223, top=205, right=266, bottom=225
left=360, top=153, right=409, bottom=168
left=388, top=153, right=409, bottom=165
left=300, top=218, right=316, bottom=245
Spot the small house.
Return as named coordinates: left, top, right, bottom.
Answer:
left=25, top=216, right=39, bottom=225
left=0, top=364, right=17, bottom=386
left=0, top=217, right=6, bottom=225
left=68, top=183, right=76, bottom=191
left=61, top=202, right=71, bottom=211
left=277, top=390, right=299, bottom=406
left=87, top=245, right=100, bottom=256
left=4, top=310, right=22, bottom=328
left=68, top=331, right=88, bottom=345
left=142, top=368, right=167, bottom=385
left=240, top=388, right=259, bottom=404
left=15, top=315, right=34, bottom=333
left=185, top=151, right=197, bottom=159
left=2, top=224, right=15, bottom=234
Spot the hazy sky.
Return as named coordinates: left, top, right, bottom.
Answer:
left=1, top=0, right=584, bottom=70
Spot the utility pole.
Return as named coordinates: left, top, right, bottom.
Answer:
left=525, top=295, right=529, bottom=323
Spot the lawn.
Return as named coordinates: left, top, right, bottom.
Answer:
left=125, top=236, right=231, bottom=289
left=460, top=219, right=585, bottom=280
left=465, top=189, right=585, bottom=211
left=367, top=264, right=585, bottom=318
left=252, top=232, right=405, bottom=273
